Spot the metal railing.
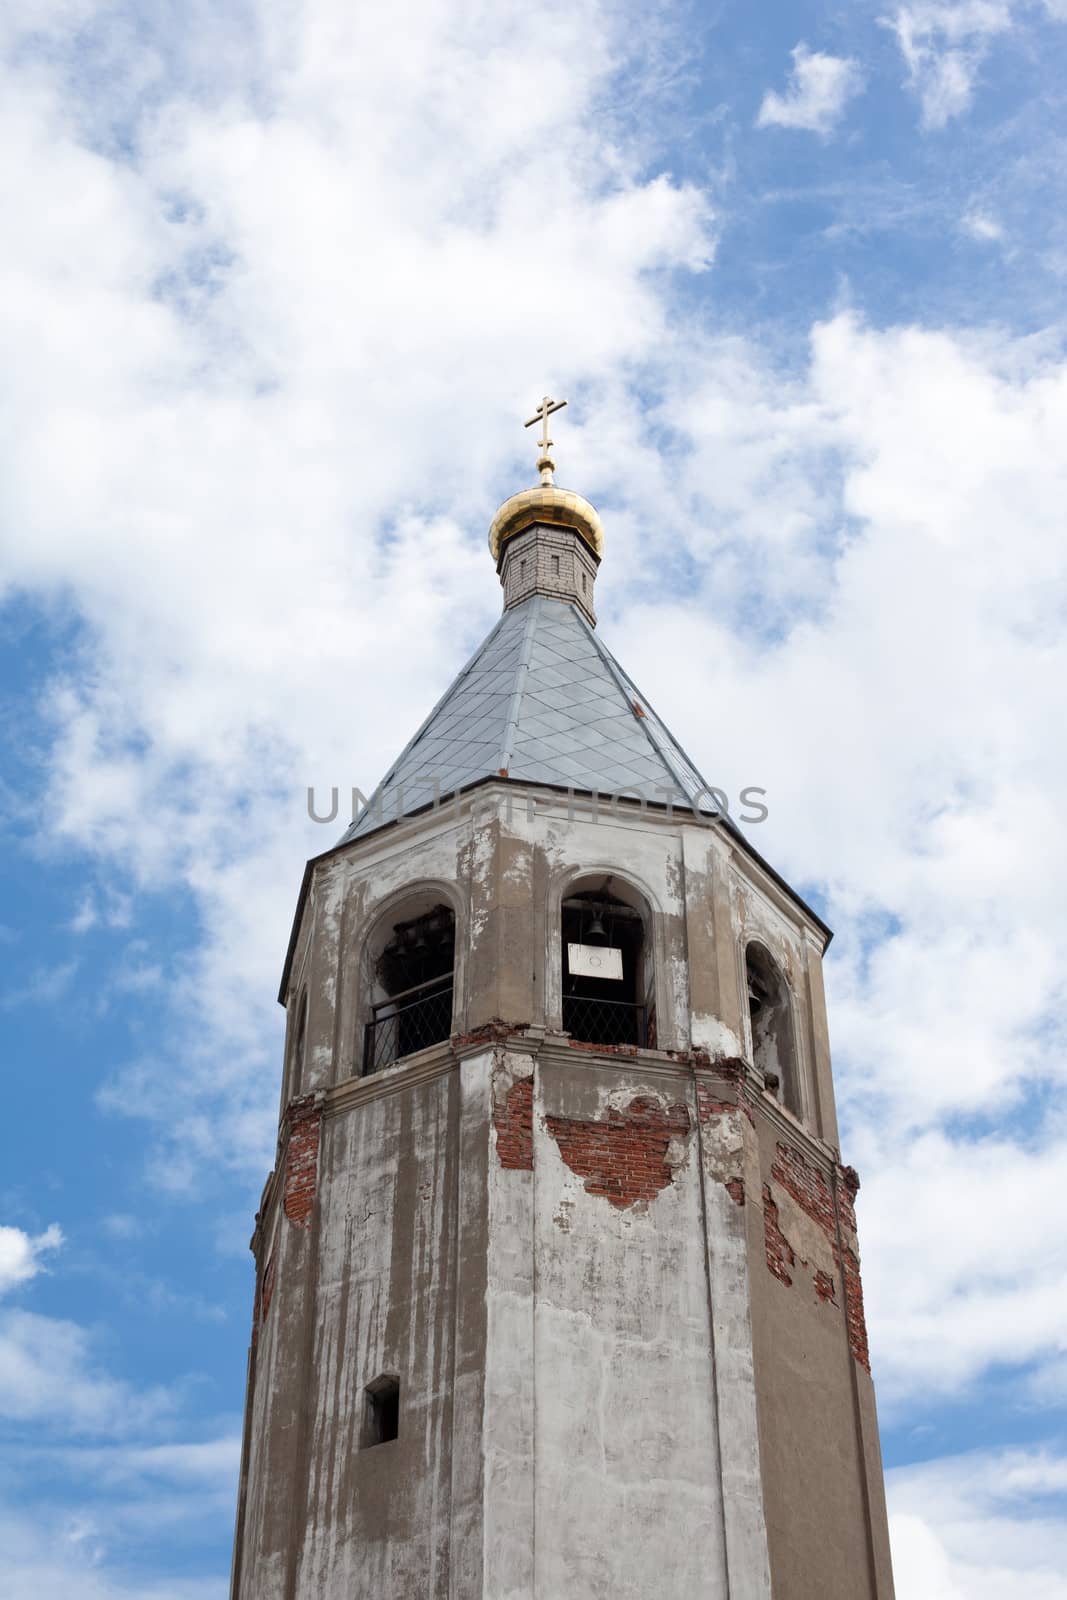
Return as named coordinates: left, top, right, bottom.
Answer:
left=563, top=994, right=647, bottom=1048
left=364, top=975, right=454, bottom=1074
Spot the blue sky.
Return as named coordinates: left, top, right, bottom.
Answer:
left=2, top=0, right=1067, bottom=1593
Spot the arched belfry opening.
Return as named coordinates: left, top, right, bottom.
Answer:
left=746, top=941, right=799, bottom=1113
left=561, top=877, right=653, bottom=1047
left=363, top=898, right=455, bottom=1074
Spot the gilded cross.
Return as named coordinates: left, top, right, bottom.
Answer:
left=524, top=395, right=567, bottom=483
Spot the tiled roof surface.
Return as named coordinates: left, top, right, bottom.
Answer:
left=339, top=594, right=717, bottom=844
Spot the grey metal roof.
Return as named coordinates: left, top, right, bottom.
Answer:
left=338, top=594, right=720, bottom=844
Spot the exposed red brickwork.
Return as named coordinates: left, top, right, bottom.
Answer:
left=725, top=1177, right=746, bottom=1206
left=452, top=1019, right=530, bottom=1048
left=814, top=1268, right=836, bottom=1304
left=762, top=1186, right=795, bottom=1286
left=765, top=1141, right=871, bottom=1371
left=545, top=1097, right=690, bottom=1209
left=836, top=1165, right=860, bottom=1234
left=839, top=1244, right=870, bottom=1372
left=283, top=1096, right=321, bottom=1229
left=494, top=1076, right=534, bottom=1171
left=261, top=1252, right=276, bottom=1322
left=565, top=1037, right=639, bottom=1057
left=771, top=1142, right=836, bottom=1235
left=696, top=1084, right=756, bottom=1128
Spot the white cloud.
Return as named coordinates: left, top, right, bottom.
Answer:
left=21, top=1435, right=243, bottom=1542
left=69, top=1436, right=241, bottom=1488
left=0, top=1506, right=229, bottom=1600
left=0, top=1216, right=234, bottom=1586
left=961, top=209, right=1005, bottom=240
left=0, top=1223, right=194, bottom=1447
left=888, top=1, right=1014, bottom=128
left=0, top=1224, right=63, bottom=1295
left=0, top=961, right=79, bottom=1010
left=109, top=941, right=165, bottom=996
left=66, top=889, right=132, bottom=935
left=13, top=1432, right=241, bottom=1517
left=1026, top=1355, right=1067, bottom=1405
left=756, top=43, right=864, bottom=135
left=69, top=894, right=98, bottom=933
left=0, top=1309, right=175, bottom=1432
left=888, top=1446, right=1067, bottom=1597
left=858, top=1133, right=1067, bottom=1400
left=99, top=1214, right=145, bottom=1240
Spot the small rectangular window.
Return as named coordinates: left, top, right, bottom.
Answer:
left=520, top=559, right=527, bottom=580
left=362, top=1374, right=400, bottom=1446
left=551, top=554, right=560, bottom=576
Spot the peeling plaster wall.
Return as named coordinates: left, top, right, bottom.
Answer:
left=295, top=1065, right=485, bottom=1598
left=529, top=1057, right=729, bottom=1598
left=235, top=1057, right=489, bottom=1600
left=746, top=1112, right=895, bottom=1600
left=484, top=1048, right=537, bottom=1595
left=693, top=1086, right=772, bottom=1599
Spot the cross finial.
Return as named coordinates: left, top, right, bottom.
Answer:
left=524, top=395, right=567, bottom=486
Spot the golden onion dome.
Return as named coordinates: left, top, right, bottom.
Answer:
left=488, top=484, right=604, bottom=566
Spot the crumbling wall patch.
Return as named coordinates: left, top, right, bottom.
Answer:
left=762, top=1141, right=871, bottom=1371
left=493, top=1074, right=534, bottom=1171
left=762, top=1186, right=796, bottom=1286
left=696, top=1081, right=759, bottom=1206
left=545, top=1096, right=690, bottom=1210
left=283, top=1096, right=321, bottom=1229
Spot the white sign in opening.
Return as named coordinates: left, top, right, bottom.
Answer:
left=567, top=942, right=624, bottom=981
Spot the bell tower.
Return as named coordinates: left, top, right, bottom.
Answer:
left=230, top=403, right=895, bottom=1600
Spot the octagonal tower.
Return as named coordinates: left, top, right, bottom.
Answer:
left=230, top=407, right=895, bottom=1600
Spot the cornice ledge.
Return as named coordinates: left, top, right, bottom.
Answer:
left=300, top=1033, right=848, bottom=1185
left=527, top=1034, right=698, bottom=1082
left=322, top=1044, right=458, bottom=1117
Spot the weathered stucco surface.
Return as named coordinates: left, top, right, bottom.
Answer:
left=231, top=785, right=894, bottom=1600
